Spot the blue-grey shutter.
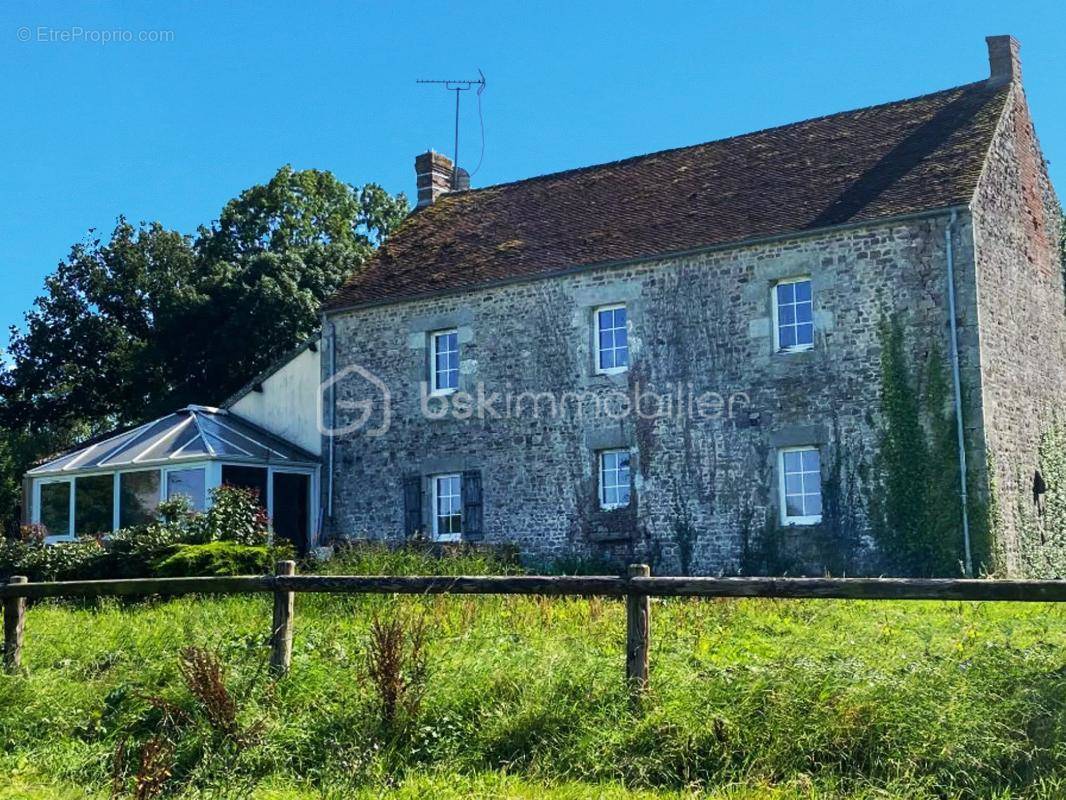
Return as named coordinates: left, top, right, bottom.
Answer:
left=403, top=475, right=423, bottom=537
left=461, top=470, right=483, bottom=541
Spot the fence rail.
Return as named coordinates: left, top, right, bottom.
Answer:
left=5, top=564, right=1066, bottom=691
left=6, top=573, right=1066, bottom=602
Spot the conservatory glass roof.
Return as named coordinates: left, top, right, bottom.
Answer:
left=27, top=406, right=318, bottom=477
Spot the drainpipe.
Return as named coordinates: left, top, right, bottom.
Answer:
left=325, top=317, right=336, bottom=520
left=945, top=210, right=974, bottom=577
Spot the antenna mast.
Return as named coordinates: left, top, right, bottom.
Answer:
left=416, top=69, right=486, bottom=187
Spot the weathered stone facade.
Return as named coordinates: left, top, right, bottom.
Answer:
left=972, top=79, right=1066, bottom=576
left=323, top=211, right=992, bottom=575
left=320, top=38, right=1063, bottom=577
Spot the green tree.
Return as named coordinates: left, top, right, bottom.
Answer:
left=0, top=166, right=407, bottom=530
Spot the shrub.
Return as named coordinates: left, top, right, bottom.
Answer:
left=152, top=541, right=291, bottom=577
left=0, top=535, right=106, bottom=581
left=0, top=489, right=280, bottom=582
left=194, top=485, right=270, bottom=546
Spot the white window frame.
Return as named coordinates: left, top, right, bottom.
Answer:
left=32, top=477, right=76, bottom=543
left=771, top=276, right=815, bottom=354
left=430, top=329, right=460, bottom=395
left=598, top=449, right=632, bottom=510
left=431, top=473, right=462, bottom=542
left=594, top=303, right=629, bottom=375
left=117, top=468, right=163, bottom=529
left=778, top=446, right=822, bottom=526
left=164, top=464, right=209, bottom=512
left=218, top=463, right=318, bottom=542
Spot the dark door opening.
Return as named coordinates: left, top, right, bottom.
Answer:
left=272, top=472, right=310, bottom=555
left=221, top=465, right=268, bottom=509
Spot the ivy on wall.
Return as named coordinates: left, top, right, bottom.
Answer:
left=870, top=317, right=990, bottom=577
left=1015, top=420, right=1066, bottom=578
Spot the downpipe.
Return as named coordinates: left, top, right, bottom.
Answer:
left=326, top=317, right=337, bottom=520
left=945, top=211, right=974, bottom=577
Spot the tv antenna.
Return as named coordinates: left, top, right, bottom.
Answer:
left=416, top=69, right=486, bottom=186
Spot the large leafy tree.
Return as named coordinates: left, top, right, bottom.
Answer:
left=0, top=166, right=407, bottom=527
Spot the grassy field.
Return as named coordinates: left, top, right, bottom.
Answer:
left=2, top=548, right=1066, bottom=799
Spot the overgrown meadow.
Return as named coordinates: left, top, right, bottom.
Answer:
left=2, top=546, right=1066, bottom=799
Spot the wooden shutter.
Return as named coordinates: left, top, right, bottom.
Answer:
left=461, top=470, right=483, bottom=541
left=403, top=474, right=423, bottom=538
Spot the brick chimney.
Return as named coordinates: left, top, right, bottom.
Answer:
left=986, top=35, right=1021, bottom=87
left=415, top=150, right=454, bottom=208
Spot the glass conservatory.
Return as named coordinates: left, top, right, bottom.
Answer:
left=25, top=406, right=319, bottom=551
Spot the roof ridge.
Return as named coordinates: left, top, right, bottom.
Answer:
left=325, top=73, right=1010, bottom=313
left=436, top=80, right=995, bottom=200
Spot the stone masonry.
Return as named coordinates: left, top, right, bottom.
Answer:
left=971, top=50, right=1066, bottom=576
left=324, top=212, right=988, bottom=575
left=321, top=36, right=1064, bottom=576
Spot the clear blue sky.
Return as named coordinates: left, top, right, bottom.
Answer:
left=2, top=0, right=1064, bottom=349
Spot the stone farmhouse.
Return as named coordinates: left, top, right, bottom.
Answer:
left=24, top=36, right=1065, bottom=576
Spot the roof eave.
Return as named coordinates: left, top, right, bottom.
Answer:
left=322, top=203, right=973, bottom=317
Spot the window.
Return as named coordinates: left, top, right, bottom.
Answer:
left=221, top=465, right=268, bottom=508
left=432, top=474, right=462, bottom=541
left=39, top=481, right=72, bottom=539
left=75, top=474, right=114, bottom=536
left=599, top=449, right=632, bottom=509
left=595, top=304, right=628, bottom=373
left=166, top=468, right=207, bottom=511
left=431, top=330, right=459, bottom=394
left=772, top=277, right=814, bottom=352
left=779, top=447, right=822, bottom=525
left=119, top=470, right=160, bottom=528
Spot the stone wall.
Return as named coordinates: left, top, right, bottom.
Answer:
left=972, top=80, right=1066, bottom=576
left=324, top=211, right=981, bottom=576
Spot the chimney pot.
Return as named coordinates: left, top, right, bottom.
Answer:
left=453, top=167, right=470, bottom=191
left=986, top=35, right=1021, bottom=86
left=415, top=151, right=454, bottom=208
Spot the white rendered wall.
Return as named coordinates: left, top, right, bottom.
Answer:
left=231, top=346, right=321, bottom=456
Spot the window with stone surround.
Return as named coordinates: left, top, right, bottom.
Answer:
left=599, top=449, right=632, bottom=509
left=771, top=277, right=814, bottom=353
left=432, top=473, right=462, bottom=541
left=430, top=329, right=459, bottom=394
left=594, top=304, right=629, bottom=374
left=778, top=446, right=822, bottom=525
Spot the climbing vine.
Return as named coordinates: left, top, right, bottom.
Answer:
left=1015, top=419, right=1066, bottom=578
left=820, top=422, right=867, bottom=575
left=870, top=317, right=990, bottom=577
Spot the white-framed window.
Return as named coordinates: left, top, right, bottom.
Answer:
left=594, top=304, right=628, bottom=374
left=430, top=329, right=459, bottom=394
left=778, top=446, right=822, bottom=525
left=431, top=473, right=462, bottom=541
left=599, top=449, right=632, bottom=509
left=119, top=470, right=162, bottom=528
left=771, top=277, right=814, bottom=353
left=36, top=478, right=74, bottom=542
left=165, top=467, right=207, bottom=511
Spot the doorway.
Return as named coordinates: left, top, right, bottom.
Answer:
left=272, top=472, right=310, bottom=555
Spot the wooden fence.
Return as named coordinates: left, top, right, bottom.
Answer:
left=5, top=562, right=1066, bottom=694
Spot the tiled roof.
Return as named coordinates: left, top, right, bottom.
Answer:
left=325, top=80, right=1009, bottom=311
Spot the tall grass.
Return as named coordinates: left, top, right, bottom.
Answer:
left=1, top=545, right=1066, bottom=798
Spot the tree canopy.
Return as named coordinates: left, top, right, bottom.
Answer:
left=0, top=166, right=407, bottom=529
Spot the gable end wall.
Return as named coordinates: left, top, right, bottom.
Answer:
left=972, top=81, right=1066, bottom=575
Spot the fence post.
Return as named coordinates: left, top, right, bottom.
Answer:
left=626, top=563, right=651, bottom=700
left=4, top=576, right=28, bottom=673
left=270, top=560, right=295, bottom=676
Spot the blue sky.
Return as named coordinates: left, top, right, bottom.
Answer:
left=2, top=1, right=1064, bottom=349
